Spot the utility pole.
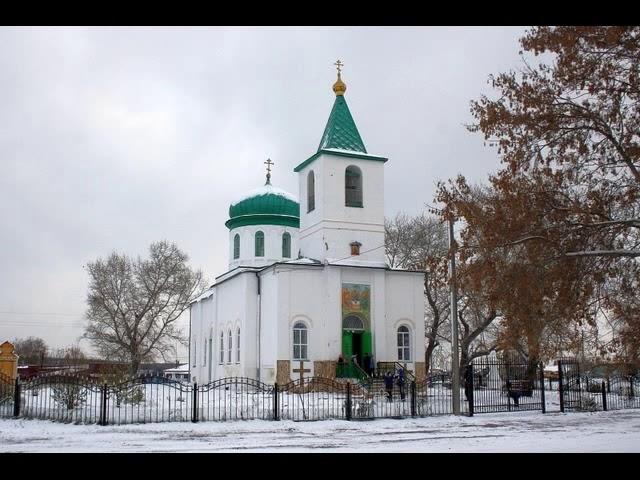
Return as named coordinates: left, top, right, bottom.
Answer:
left=449, top=218, right=460, bottom=415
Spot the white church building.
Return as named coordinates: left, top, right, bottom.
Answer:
left=189, top=66, right=425, bottom=385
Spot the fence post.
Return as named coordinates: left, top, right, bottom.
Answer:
left=466, top=365, right=474, bottom=417
left=558, top=361, right=565, bottom=413
left=99, top=383, right=108, bottom=426
left=273, top=383, right=279, bottom=421
left=601, top=381, right=607, bottom=411
left=346, top=382, right=352, bottom=421
left=192, top=382, right=199, bottom=423
left=539, top=362, right=546, bottom=414
left=410, top=381, right=416, bottom=417
left=630, top=376, right=635, bottom=398
left=13, top=378, right=20, bottom=417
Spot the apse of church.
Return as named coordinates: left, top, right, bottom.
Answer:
left=189, top=61, right=425, bottom=385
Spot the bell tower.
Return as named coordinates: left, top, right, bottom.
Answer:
left=295, top=61, right=387, bottom=266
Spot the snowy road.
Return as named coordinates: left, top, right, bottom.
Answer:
left=1, top=410, right=639, bottom=452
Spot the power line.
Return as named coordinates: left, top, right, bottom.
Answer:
left=330, top=243, right=386, bottom=264
left=0, top=311, right=84, bottom=317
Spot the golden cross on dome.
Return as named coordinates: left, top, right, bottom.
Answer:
left=264, top=158, right=274, bottom=185
left=332, top=60, right=347, bottom=96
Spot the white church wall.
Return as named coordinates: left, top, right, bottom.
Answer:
left=228, top=224, right=299, bottom=269
left=298, top=153, right=385, bottom=264
left=243, top=275, right=258, bottom=379
left=384, top=270, right=426, bottom=369
left=323, top=266, right=343, bottom=360
left=298, top=159, right=325, bottom=232
left=214, top=273, right=255, bottom=380
left=322, top=154, right=385, bottom=228
left=189, top=272, right=262, bottom=383
left=189, top=292, right=216, bottom=384
left=259, top=269, right=279, bottom=383
left=275, top=265, right=340, bottom=366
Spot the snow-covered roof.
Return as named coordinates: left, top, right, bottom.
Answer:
left=163, top=363, right=190, bottom=373
left=328, top=258, right=389, bottom=268
left=230, top=184, right=298, bottom=206
left=191, top=288, right=215, bottom=304
left=283, top=257, right=322, bottom=265
left=322, top=148, right=386, bottom=159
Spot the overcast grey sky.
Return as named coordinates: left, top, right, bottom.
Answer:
left=0, top=26, right=526, bottom=359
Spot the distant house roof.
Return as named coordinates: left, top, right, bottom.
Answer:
left=163, top=363, right=189, bottom=374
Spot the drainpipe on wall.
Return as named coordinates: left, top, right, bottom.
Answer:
left=256, top=272, right=261, bottom=382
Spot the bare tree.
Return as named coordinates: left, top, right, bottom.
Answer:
left=386, top=210, right=503, bottom=375
left=83, top=240, right=205, bottom=376
left=386, top=213, right=451, bottom=373
left=53, top=345, right=88, bottom=371
left=12, top=336, right=48, bottom=366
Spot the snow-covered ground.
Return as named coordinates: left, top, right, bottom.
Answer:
left=1, top=409, right=639, bottom=452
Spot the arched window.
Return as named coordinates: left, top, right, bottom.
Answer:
left=227, top=329, right=232, bottom=363
left=219, top=331, right=224, bottom=365
left=293, top=322, right=308, bottom=360
left=397, top=325, right=411, bottom=361
left=255, top=231, right=264, bottom=257
left=282, top=232, right=291, bottom=258
left=233, top=234, right=240, bottom=259
left=307, top=170, right=315, bottom=212
left=236, top=327, right=241, bottom=363
left=345, top=165, right=363, bottom=207
left=343, top=315, right=364, bottom=330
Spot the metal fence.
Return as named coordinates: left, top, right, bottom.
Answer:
left=199, top=377, right=272, bottom=422
left=558, top=359, right=639, bottom=413
left=0, top=374, right=15, bottom=418
left=2, top=358, right=638, bottom=425
left=470, top=357, right=545, bottom=414
left=1, top=372, right=463, bottom=425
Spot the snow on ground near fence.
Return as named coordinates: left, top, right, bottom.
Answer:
left=1, top=409, right=639, bottom=452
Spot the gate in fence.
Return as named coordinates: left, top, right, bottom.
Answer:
left=470, top=356, right=546, bottom=414
left=557, top=358, right=639, bottom=412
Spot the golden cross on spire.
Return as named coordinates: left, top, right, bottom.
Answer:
left=264, top=158, right=274, bottom=185
left=332, top=59, right=347, bottom=96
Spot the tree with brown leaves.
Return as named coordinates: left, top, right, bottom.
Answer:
left=439, top=26, right=640, bottom=364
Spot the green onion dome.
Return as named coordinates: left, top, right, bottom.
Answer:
left=225, top=184, right=300, bottom=230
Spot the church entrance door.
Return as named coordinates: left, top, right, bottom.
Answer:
left=341, top=327, right=372, bottom=375
left=352, top=331, right=363, bottom=367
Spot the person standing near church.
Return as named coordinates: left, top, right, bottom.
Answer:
left=397, top=367, right=406, bottom=401
left=363, top=354, right=371, bottom=375
left=383, top=371, right=394, bottom=402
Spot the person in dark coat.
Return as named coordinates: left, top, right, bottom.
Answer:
left=397, top=367, right=406, bottom=401
left=363, top=354, right=371, bottom=375
left=383, top=371, right=395, bottom=402
left=506, top=380, right=520, bottom=407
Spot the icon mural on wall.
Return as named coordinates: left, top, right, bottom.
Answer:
left=341, top=283, right=370, bottom=327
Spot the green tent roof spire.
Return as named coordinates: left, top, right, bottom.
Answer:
left=317, top=65, right=367, bottom=153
